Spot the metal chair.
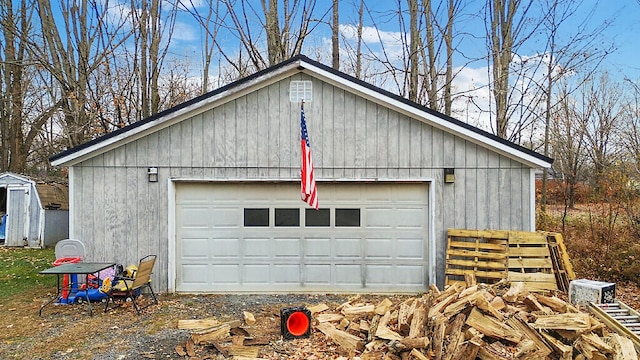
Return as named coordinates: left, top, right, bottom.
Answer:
left=104, top=255, right=158, bottom=314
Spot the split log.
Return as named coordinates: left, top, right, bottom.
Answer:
left=316, top=313, right=344, bottom=323
left=579, top=333, right=614, bottom=354
left=342, top=304, right=375, bottom=316
left=610, top=333, right=639, bottom=360
left=477, top=341, right=516, bottom=360
left=503, top=281, right=528, bottom=303
left=505, top=314, right=552, bottom=358
left=375, top=298, right=393, bottom=315
left=316, top=322, right=364, bottom=352
left=429, top=293, right=458, bottom=318
left=442, top=313, right=466, bottom=360
left=465, top=308, right=522, bottom=343
left=397, top=299, right=416, bottom=334
left=574, top=335, right=608, bottom=360
left=450, top=339, right=482, bottom=360
left=368, top=315, right=381, bottom=342
left=387, top=337, right=430, bottom=352
left=434, top=284, right=463, bottom=304
left=243, top=311, right=256, bottom=325
left=191, top=320, right=242, bottom=344
left=540, top=330, right=573, bottom=360
left=431, top=313, right=447, bottom=360
left=226, top=345, right=260, bottom=358
left=532, top=313, right=591, bottom=331
left=375, top=311, right=402, bottom=341
left=475, top=292, right=504, bottom=321
left=308, top=303, right=329, bottom=313
left=410, top=348, right=429, bottom=360
left=443, top=291, right=482, bottom=318
left=178, top=318, right=221, bottom=330
left=430, top=283, right=442, bottom=296
left=408, top=303, right=426, bottom=338
left=533, top=293, right=568, bottom=313
left=524, top=294, right=553, bottom=315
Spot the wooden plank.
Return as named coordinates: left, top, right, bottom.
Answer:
left=448, top=240, right=508, bottom=251
left=508, top=258, right=553, bottom=269
left=446, top=249, right=507, bottom=260
left=508, top=272, right=557, bottom=282
left=447, top=229, right=510, bottom=239
left=508, top=246, right=552, bottom=257
left=447, top=259, right=508, bottom=270
left=446, top=268, right=506, bottom=279
left=508, top=231, right=548, bottom=244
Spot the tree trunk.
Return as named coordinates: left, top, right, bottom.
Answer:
left=332, top=0, right=339, bottom=70
left=408, top=0, right=419, bottom=102
left=489, top=0, right=518, bottom=139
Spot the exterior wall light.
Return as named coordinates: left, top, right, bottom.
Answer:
left=147, top=167, right=158, bottom=182
left=444, top=168, right=455, bottom=183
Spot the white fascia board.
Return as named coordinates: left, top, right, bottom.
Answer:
left=51, top=63, right=300, bottom=167
left=299, top=60, right=552, bottom=169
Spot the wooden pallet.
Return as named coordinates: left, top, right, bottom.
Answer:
left=445, top=229, right=508, bottom=286
left=507, top=231, right=557, bottom=292
left=445, top=229, right=573, bottom=292
left=541, top=231, right=576, bottom=292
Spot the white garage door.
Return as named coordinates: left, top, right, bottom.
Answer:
left=175, top=182, right=430, bottom=292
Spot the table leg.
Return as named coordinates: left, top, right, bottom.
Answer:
left=39, top=274, right=62, bottom=317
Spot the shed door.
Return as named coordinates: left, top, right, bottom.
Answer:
left=175, top=182, right=430, bottom=293
left=6, top=186, right=29, bottom=247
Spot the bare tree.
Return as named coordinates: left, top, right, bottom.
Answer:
left=130, top=0, right=178, bottom=119
left=486, top=0, right=535, bottom=139
left=34, top=0, right=131, bottom=147
left=550, top=83, right=588, bottom=209
left=217, top=0, right=322, bottom=71
left=536, top=0, right=611, bottom=211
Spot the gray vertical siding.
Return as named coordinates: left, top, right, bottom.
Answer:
left=71, top=74, right=534, bottom=291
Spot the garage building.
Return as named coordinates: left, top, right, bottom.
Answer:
left=50, top=55, right=552, bottom=293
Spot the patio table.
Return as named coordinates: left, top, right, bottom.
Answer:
left=39, top=262, right=115, bottom=316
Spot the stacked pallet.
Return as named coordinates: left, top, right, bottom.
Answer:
left=445, top=229, right=576, bottom=291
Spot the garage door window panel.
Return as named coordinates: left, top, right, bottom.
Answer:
left=275, top=208, right=300, bottom=227
left=244, top=208, right=269, bottom=227
left=336, top=208, right=360, bottom=227
left=305, top=208, right=330, bottom=226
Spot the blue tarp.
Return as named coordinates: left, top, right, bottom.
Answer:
left=0, top=214, right=6, bottom=240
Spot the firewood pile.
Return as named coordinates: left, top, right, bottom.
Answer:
left=176, top=280, right=639, bottom=359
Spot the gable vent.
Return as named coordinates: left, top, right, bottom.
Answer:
left=290, top=80, right=312, bottom=102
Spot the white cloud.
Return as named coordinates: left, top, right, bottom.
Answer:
left=172, top=20, right=198, bottom=42
left=339, top=24, right=404, bottom=47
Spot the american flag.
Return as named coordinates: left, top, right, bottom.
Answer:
left=300, top=103, right=318, bottom=209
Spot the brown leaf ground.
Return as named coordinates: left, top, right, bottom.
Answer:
left=0, top=288, right=414, bottom=359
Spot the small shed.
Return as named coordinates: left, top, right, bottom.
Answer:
left=0, top=172, right=69, bottom=247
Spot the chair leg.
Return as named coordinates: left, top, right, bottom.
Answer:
left=104, top=293, right=112, bottom=313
